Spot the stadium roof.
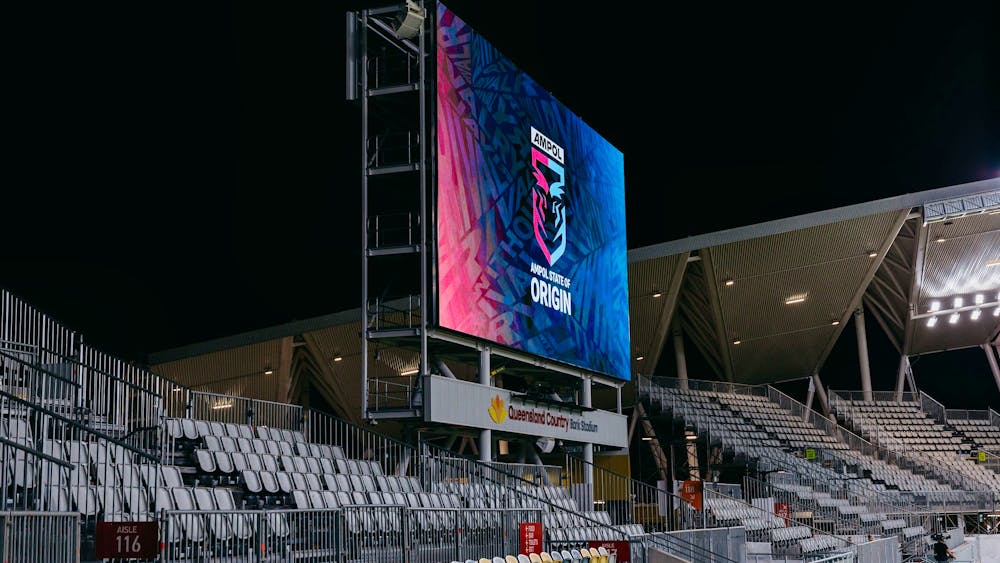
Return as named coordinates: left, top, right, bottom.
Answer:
left=150, top=176, right=1000, bottom=405
left=628, top=176, right=1000, bottom=385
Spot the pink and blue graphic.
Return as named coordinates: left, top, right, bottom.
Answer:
left=531, top=146, right=567, bottom=266
left=436, top=1, right=630, bottom=380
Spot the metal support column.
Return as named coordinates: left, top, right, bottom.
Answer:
left=581, top=376, right=594, bottom=490
left=417, top=2, right=429, bottom=381
left=673, top=324, right=688, bottom=390
left=479, top=347, right=491, bottom=462
left=855, top=308, right=873, bottom=401
left=358, top=10, right=369, bottom=422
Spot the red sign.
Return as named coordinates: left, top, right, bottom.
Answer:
left=680, top=479, right=703, bottom=510
left=96, top=521, right=158, bottom=559
left=589, top=540, right=631, bottom=562
left=519, top=521, right=543, bottom=554
left=774, top=502, right=791, bottom=526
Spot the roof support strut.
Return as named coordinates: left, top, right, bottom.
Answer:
left=855, top=308, right=873, bottom=401
left=811, top=372, right=831, bottom=417
left=984, top=344, right=1000, bottom=394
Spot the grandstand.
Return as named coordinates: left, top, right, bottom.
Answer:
left=1, top=0, right=998, bottom=560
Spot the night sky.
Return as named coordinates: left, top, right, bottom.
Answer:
left=4, top=2, right=998, bottom=406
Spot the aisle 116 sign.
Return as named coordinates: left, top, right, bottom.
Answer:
left=95, top=521, right=158, bottom=559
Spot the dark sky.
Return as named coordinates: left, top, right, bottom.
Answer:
left=4, top=2, right=999, bottom=405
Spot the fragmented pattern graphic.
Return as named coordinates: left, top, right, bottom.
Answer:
left=436, top=1, right=630, bottom=380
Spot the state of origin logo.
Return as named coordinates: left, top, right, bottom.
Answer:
left=527, top=126, right=572, bottom=315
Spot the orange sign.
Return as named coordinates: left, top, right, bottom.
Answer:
left=680, top=479, right=703, bottom=510
left=489, top=394, right=507, bottom=423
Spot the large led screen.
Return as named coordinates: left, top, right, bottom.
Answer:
left=435, top=2, right=630, bottom=380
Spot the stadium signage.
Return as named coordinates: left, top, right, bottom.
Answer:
left=424, top=376, right=627, bottom=447
left=436, top=1, right=630, bottom=380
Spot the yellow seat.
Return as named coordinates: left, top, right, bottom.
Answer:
left=479, top=559, right=491, bottom=563
left=505, top=556, right=519, bottom=563
left=539, top=553, right=553, bottom=562
left=529, top=554, right=543, bottom=563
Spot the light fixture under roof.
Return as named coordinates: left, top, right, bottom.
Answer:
left=733, top=339, right=742, bottom=345
left=975, top=294, right=985, bottom=305
left=971, top=309, right=982, bottom=321
left=724, top=279, right=735, bottom=287
left=987, top=259, right=1000, bottom=268
left=264, top=369, right=274, bottom=375
left=868, top=251, right=878, bottom=258
left=927, top=316, right=938, bottom=327
left=831, top=320, right=840, bottom=326
left=953, top=297, right=964, bottom=309
left=652, top=291, right=662, bottom=298
left=333, top=355, right=343, bottom=362
left=935, top=236, right=946, bottom=243
left=948, top=313, right=960, bottom=324
left=784, top=294, right=808, bottom=305
left=995, top=307, right=999, bottom=317
left=635, top=355, right=645, bottom=361
left=399, top=368, right=420, bottom=376
left=929, top=301, right=941, bottom=312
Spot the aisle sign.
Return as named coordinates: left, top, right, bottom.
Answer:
left=96, top=521, right=157, bottom=559
left=519, top=522, right=543, bottom=554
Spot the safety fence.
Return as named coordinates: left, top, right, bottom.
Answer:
left=563, top=453, right=694, bottom=532
left=0, top=290, right=77, bottom=363
left=164, top=507, right=563, bottom=563
left=186, top=389, right=303, bottom=430
left=700, top=486, right=853, bottom=558
left=300, top=406, right=735, bottom=561
left=0, top=511, right=79, bottom=563
left=744, top=474, right=931, bottom=536
left=646, top=526, right=746, bottom=563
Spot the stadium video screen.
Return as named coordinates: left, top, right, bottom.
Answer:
left=435, top=2, right=630, bottom=380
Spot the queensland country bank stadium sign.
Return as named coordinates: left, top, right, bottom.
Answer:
left=423, top=376, right=627, bottom=448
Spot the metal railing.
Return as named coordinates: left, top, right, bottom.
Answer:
left=562, top=453, right=697, bottom=532
left=919, top=391, right=947, bottom=423
left=367, top=132, right=419, bottom=170
left=0, top=511, right=79, bottom=563
left=301, top=407, right=735, bottom=561
left=0, top=290, right=77, bottom=364
left=639, top=375, right=769, bottom=400
left=161, top=508, right=340, bottom=562
left=367, top=374, right=419, bottom=412
left=186, top=389, right=302, bottom=430
left=701, top=486, right=853, bottom=557
left=367, top=295, right=422, bottom=332
left=368, top=211, right=419, bottom=249
left=828, top=392, right=998, bottom=495
left=829, top=390, right=919, bottom=404
left=646, top=526, right=747, bottom=562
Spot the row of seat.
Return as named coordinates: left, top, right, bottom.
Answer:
left=454, top=546, right=615, bottom=563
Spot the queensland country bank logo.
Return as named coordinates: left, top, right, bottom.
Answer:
left=530, top=126, right=566, bottom=266
left=488, top=394, right=507, bottom=424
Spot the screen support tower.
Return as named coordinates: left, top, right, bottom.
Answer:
left=348, top=1, right=431, bottom=423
